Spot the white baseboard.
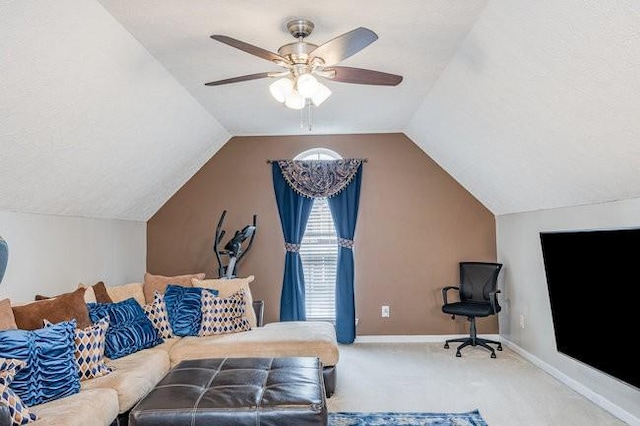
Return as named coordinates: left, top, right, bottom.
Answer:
left=355, top=334, right=500, bottom=343
left=501, top=338, right=639, bottom=426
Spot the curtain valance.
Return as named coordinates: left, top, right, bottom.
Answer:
left=276, top=159, right=364, bottom=199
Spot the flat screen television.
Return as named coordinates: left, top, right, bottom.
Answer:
left=540, top=228, right=639, bottom=390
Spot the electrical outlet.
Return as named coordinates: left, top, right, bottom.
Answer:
left=381, top=305, right=390, bottom=318
left=519, top=314, right=525, bottom=329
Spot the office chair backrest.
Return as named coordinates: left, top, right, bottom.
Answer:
left=459, top=262, right=503, bottom=303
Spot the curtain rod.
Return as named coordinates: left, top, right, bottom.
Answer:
left=266, top=158, right=368, bottom=164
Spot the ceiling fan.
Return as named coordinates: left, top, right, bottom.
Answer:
left=204, top=19, right=403, bottom=109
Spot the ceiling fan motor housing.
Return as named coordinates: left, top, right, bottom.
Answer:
left=286, top=19, right=314, bottom=39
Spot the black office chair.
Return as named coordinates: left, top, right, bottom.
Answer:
left=442, top=261, right=503, bottom=358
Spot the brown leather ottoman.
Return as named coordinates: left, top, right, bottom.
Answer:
left=128, top=357, right=327, bottom=426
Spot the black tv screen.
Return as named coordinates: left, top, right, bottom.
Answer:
left=540, top=228, right=639, bottom=390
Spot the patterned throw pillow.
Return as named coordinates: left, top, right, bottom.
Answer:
left=0, top=358, right=37, bottom=425
left=200, top=290, right=251, bottom=336
left=86, top=298, right=163, bottom=359
left=44, top=317, right=112, bottom=381
left=142, top=291, right=174, bottom=339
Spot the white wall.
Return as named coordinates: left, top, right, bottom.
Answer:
left=0, top=210, right=145, bottom=303
left=497, top=198, right=640, bottom=423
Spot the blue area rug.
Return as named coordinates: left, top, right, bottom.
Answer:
left=328, top=409, right=488, bottom=426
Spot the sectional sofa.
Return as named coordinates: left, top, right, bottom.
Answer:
left=0, top=276, right=339, bottom=426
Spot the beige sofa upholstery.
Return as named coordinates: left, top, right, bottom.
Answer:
left=2, top=281, right=339, bottom=426
left=28, top=389, right=119, bottom=426
left=81, top=347, right=171, bottom=414
left=170, top=321, right=339, bottom=367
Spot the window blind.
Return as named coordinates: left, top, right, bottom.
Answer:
left=300, top=198, right=337, bottom=322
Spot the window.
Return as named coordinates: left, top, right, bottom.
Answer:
left=295, top=148, right=341, bottom=322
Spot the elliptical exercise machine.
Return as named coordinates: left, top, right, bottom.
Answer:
left=213, top=210, right=257, bottom=279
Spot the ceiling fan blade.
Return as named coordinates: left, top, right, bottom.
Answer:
left=324, top=66, right=403, bottom=86
left=309, top=27, right=378, bottom=67
left=210, top=35, right=289, bottom=64
left=205, top=72, right=272, bottom=86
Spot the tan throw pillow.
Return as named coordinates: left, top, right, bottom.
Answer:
left=0, top=298, right=17, bottom=330
left=106, top=282, right=145, bottom=306
left=192, top=275, right=257, bottom=328
left=12, top=287, right=92, bottom=330
left=143, top=272, right=205, bottom=304
left=36, top=286, right=97, bottom=304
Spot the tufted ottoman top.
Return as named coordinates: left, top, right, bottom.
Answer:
left=129, top=357, right=327, bottom=426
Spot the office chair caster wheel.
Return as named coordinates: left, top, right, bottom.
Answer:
left=491, top=352, right=496, bottom=359
left=444, top=342, right=449, bottom=349
left=455, top=351, right=461, bottom=357
left=497, top=344, right=503, bottom=351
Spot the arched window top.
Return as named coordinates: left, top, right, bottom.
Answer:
left=294, top=148, right=342, bottom=161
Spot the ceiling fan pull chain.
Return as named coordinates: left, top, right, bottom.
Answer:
left=299, top=100, right=312, bottom=132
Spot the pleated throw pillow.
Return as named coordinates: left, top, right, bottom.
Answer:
left=86, top=298, right=162, bottom=360
left=0, top=358, right=38, bottom=425
left=164, top=285, right=217, bottom=337
left=200, top=290, right=251, bottom=336
left=0, top=320, right=80, bottom=407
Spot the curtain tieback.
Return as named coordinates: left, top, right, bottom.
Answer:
left=285, top=242, right=301, bottom=252
left=338, top=238, right=354, bottom=249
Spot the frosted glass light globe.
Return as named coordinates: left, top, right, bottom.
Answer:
left=269, top=78, right=293, bottom=103
left=296, top=73, right=319, bottom=98
left=311, top=83, right=332, bottom=106
left=285, top=90, right=306, bottom=110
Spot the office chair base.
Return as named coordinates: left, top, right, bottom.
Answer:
left=444, top=337, right=502, bottom=358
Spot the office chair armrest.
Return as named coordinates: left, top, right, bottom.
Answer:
left=442, top=286, right=459, bottom=305
left=489, top=289, right=501, bottom=314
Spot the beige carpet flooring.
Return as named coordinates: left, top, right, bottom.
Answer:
left=326, top=342, right=628, bottom=426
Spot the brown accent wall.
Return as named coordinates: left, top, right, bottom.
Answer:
left=147, top=133, right=497, bottom=335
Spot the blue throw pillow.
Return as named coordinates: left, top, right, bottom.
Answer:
left=164, top=285, right=218, bottom=336
left=0, top=320, right=80, bottom=406
left=86, top=298, right=162, bottom=359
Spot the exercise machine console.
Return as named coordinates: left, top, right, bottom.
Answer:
left=213, top=210, right=257, bottom=279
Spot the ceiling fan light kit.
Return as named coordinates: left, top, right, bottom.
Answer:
left=205, top=18, right=403, bottom=123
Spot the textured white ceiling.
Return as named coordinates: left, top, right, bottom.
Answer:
left=0, top=0, right=230, bottom=221
left=3, top=0, right=639, bottom=221
left=97, top=0, right=488, bottom=135
left=408, top=0, right=640, bottom=215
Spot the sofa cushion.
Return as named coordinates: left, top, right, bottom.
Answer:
left=105, top=282, right=146, bottom=306
left=12, top=287, right=92, bottom=330
left=164, top=285, right=216, bottom=337
left=0, top=298, right=17, bottom=330
left=192, top=275, right=257, bottom=328
left=199, top=290, right=250, bottom=336
left=0, top=358, right=38, bottom=424
left=142, top=291, right=174, bottom=339
left=0, top=320, right=80, bottom=407
left=87, top=299, right=162, bottom=360
left=169, top=321, right=339, bottom=368
left=81, top=347, right=170, bottom=413
left=143, top=272, right=205, bottom=304
left=29, top=388, right=119, bottom=426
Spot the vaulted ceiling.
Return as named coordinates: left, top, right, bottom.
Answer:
left=2, top=0, right=639, bottom=221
